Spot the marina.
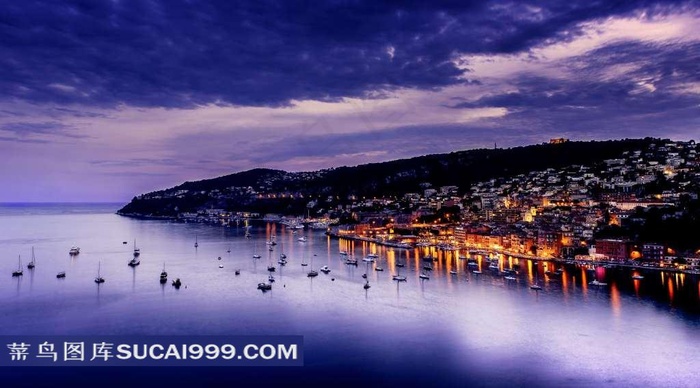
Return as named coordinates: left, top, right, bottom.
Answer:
left=0, top=203, right=698, bottom=386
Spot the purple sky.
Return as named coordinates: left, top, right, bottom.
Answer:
left=0, top=1, right=699, bottom=202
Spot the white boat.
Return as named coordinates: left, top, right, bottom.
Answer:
left=589, top=280, right=608, bottom=286
left=632, top=275, right=644, bottom=280
left=219, top=264, right=224, bottom=269
left=339, top=251, right=348, bottom=256
left=257, top=282, right=271, bottom=291
left=450, top=270, right=457, bottom=275
left=530, top=284, right=542, bottom=290
left=367, top=253, right=378, bottom=259
left=472, top=270, right=482, bottom=274
left=160, top=263, right=167, bottom=283
left=252, top=242, right=261, bottom=259
left=419, top=273, right=430, bottom=280
left=392, top=275, right=407, bottom=282
left=362, top=257, right=375, bottom=262
left=128, top=257, right=140, bottom=267
left=345, top=258, right=358, bottom=266
left=375, top=266, right=384, bottom=272
left=320, top=265, right=331, bottom=274
left=69, top=246, right=80, bottom=255
left=27, top=247, right=36, bottom=269
left=298, top=236, right=307, bottom=242
left=504, top=276, right=516, bottom=281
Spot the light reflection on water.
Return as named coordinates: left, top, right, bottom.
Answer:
left=0, top=204, right=698, bottom=386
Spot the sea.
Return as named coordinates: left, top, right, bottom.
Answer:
left=0, top=203, right=698, bottom=387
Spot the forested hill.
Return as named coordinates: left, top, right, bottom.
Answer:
left=118, top=138, right=660, bottom=216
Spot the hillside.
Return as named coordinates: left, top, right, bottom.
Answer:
left=117, top=138, right=660, bottom=217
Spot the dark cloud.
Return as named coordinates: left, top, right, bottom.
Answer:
left=0, top=121, right=88, bottom=138
left=452, top=40, right=700, bottom=135
left=0, top=0, right=693, bottom=109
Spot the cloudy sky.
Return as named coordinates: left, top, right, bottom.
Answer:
left=1, top=1, right=698, bottom=202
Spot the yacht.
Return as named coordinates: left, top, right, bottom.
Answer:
left=172, top=278, right=182, bottom=288
left=320, top=266, right=331, bottom=274
left=160, top=264, right=168, bottom=283
left=530, top=284, right=542, bottom=290
left=27, top=247, right=36, bottom=269
left=94, top=261, right=105, bottom=284
left=472, top=270, right=482, bottom=274
left=12, top=255, right=23, bottom=277
left=367, top=253, right=378, bottom=259
left=632, top=274, right=645, bottom=280
left=219, top=264, right=224, bottom=269
left=339, top=251, right=348, bottom=256
left=69, top=246, right=80, bottom=255
left=253, top=254, right=261, bottom=259
left=56, top=271, right=66, bottom=279
left=257, top=282, right=272, bottom=291
left=298, top=236, right=307, bottom=242
left=345, top=258, right=358, bottom=266
left=128, top=257, right=140, bottom=267
left=449, top=270, right=457, bottom=275
left=363, top=281, right=371, bottom=290
left=589, top=280, right=608, bottom=286
left=307, top=270, right=318, bottom=277
left=278, top=258, right=288, bottom=265
left=362, top=257, right=375, bottom=262
left=419, top=273, right=430, bottom=280
left=504, top=276, right=516, bottom=281
left=392, top=275, right=407, bottom=282
left=396, top=263, right=405, bottom=268
left=267, top=265, right=276, bottom=272
left=133, top=240, right=140, bottom=257
left=375, top=266, right=384, bottom=272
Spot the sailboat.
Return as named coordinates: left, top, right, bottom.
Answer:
left=278, top=243, right=288, bottom=265
left=27, top=247, right=36, bottom=269
left=279, top=242, right=287, bottom=260
left=12, top=255, right=23, bottom=277
left=160, top=263, right=168, bottom=284
left=94, top=261, right=105, bottom=283
left=392, top=261, right=407, bottom=281
left=267, top=249, right=276, bottom=272
left=307, top=254, right=318, bottom=277
left=133, top=240, right=140, bottom=257
left=363, top=280, right=371, bottom=289
left=227, top=245, right=231, bottom=253
left=252, top=241, right=261, bottom=259
left=194, top=235, right=198, bottom=248
left=530, top=269, right=542, bottom=290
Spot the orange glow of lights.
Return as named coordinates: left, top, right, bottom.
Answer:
left=611, top=284, right=621, bottom=316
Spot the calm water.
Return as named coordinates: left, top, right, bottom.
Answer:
left=0, top=203, right=699, bottom=387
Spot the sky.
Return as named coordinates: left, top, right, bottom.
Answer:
left=0, top=0, right=699, bottom=202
